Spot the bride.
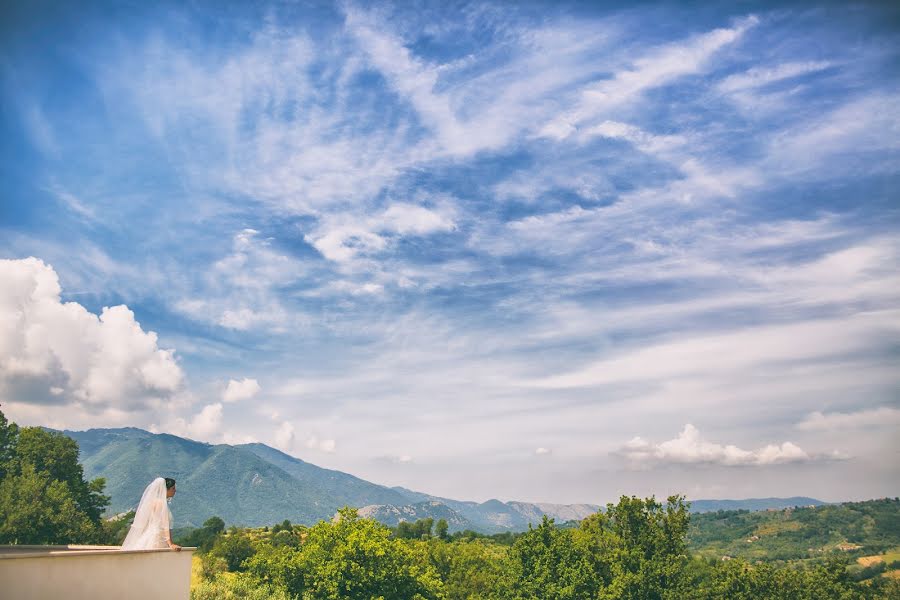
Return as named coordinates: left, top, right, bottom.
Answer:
left=121, top=477, right=182, bottom=551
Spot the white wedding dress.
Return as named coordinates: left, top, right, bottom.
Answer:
left=121, top=477, right=173, bottom=550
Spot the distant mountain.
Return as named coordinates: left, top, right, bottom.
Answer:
left=687, top=497, right=826, bottom=513
left=387, top=487, right=600, bottom=532
left=359, top=501, right=474, bottom=531
left=57, top=427, right=599, bottom=532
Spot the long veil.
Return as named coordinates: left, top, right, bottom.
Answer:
left=121, top=477, right=170, bottom=550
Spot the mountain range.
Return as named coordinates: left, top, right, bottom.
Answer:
left=57, top=427, right=825, bottom=532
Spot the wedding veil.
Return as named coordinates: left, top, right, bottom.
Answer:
left=121, top=477, right=171, bottom=550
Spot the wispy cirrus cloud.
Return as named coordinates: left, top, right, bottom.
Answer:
left=538, top=15, right=759, bottom=140
left=2, top=1, right=899, bottom=503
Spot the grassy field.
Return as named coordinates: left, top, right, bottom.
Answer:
left=851, top=546, right=900, bottom=582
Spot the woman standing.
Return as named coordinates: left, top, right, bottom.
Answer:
left=120, top=477, right=181, bottom=551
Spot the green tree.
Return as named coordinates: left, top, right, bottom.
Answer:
left=0, top=462, right=99, bottom=544
left=272, top=519, right=293, bottom=535
left=591, top=495, right=691, bottom=600
left=176, top=515, right=227, bottom=551
left=12, top=426, right=110, bottom=525
left=211, top=531, right=257, bottom=571
left=0, top=409, right=109, bottom=544
left=247, top=507, right=444, bottom=599
left=204, top=516, right=226, bottom=535
left=436, top=519, right=449, bottom=541
left=0, top=406, right=19, bottom=479
left=425, top=539, right=507, bottom=600
left=499, top=515, right=600, bottom=600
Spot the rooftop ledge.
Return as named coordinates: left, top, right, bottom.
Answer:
left=0, top=544, right=196, bottom=600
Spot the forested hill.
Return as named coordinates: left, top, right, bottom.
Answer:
left=688, top=498, right=900, bottom=561
left=689, top=497, right=825, bottom=513
left=57, top=427, right=597, bottom=530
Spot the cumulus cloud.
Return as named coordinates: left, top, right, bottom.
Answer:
left=535, top=447, right=552, bottom=456
left=151, top=402, right=223, bottom=440
left=0, top=257, right=183, bottom=410
left=796, top=407, right=900, bottom=432
left=306, top=435, right=337, bottom=453
left=223, top=377, right=260, bottom=403
left=619, top=424, right=812, bottom=467
left=274, top=421, right=295, bottom=451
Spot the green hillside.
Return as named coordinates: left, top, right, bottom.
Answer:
left=238, top=442, right=410, bottom=507
left=688, top=498, right=900, bottom=561
left=61, top=427, right=401, bottom=527
left=58, top=427, right=610, bottom=532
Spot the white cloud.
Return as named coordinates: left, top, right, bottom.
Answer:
left=0, top=257, right=183, bottom=410
left=717, top=60, right=833, bottom=93
left=274, top=421, right=295, bottom=452
left=175, top=229, right=304, bottom=331
left=796, top=407, right=900, bottom=432
left=539, top=16, right=758, bottom=140
left=380, top=202, right=456, bottom=236
left=304, top=202, right=455, bottom=265
left=152, top=402, right=223, bottom=440
left=306, top=435, right=337, bottom=453
left=223, top=378, right=261, bottom=403
left=579, top=120, right=687, bottom=154
left=620, top=424, right=811, bottom=467
left=190, top=403, right=224, bottom=438
left=532, top=311, right=900, bottom=389
left=535, top=447, right=551, bottom=456
left=767, top=93, right=900, bottom=177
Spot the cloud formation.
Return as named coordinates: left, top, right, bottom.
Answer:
left=0, top=258, right=183, bottom=411
left=2, top=2, right=898, bottom=503
left=224, top=378, right=261, bottom=403
left=620, top=425, right=811, bottom=467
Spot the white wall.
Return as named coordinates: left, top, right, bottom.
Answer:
left=0, top=546, right=195, bottom=600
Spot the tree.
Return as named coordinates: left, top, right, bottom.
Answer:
left=0, top=462, right=98, bottom=544
left=0, top=408, right=109, bottom=544
left=0, top=406, right=19, bottom=479
left=500, top=515, right=600, bottom=599
left=247, top=507, right=444, bottom=599
left=272, top=519, right=293, bottom=535
left=211, top=531, right=257, bottom=571
left=204, top=516, right=226, bottom=535
left=395, top=517, right=436, bottom=540
left=424, top=538, right=507, bottom=599
left=436, top=519, right=449, bottom=541
left=176, top=515, right=226, bottom=551
left=587, top=495, right=691, bottom=600
left=497, top=496, right=692, bottom=600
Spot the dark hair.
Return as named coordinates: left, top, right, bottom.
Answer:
left=165, top=477, right=176, bottom=489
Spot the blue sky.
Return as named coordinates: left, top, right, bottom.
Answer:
left=1, top=0, right=899, bottom=504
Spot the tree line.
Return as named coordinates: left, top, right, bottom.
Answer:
left=190, top=500, right=900, bottom=599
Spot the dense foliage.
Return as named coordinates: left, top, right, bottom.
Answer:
left=0, top=407, right=111, bottom=544
left=189, top=498, right=900, bottom=600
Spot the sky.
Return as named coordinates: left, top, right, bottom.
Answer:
left=1, top=0, right=899, bottom=506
